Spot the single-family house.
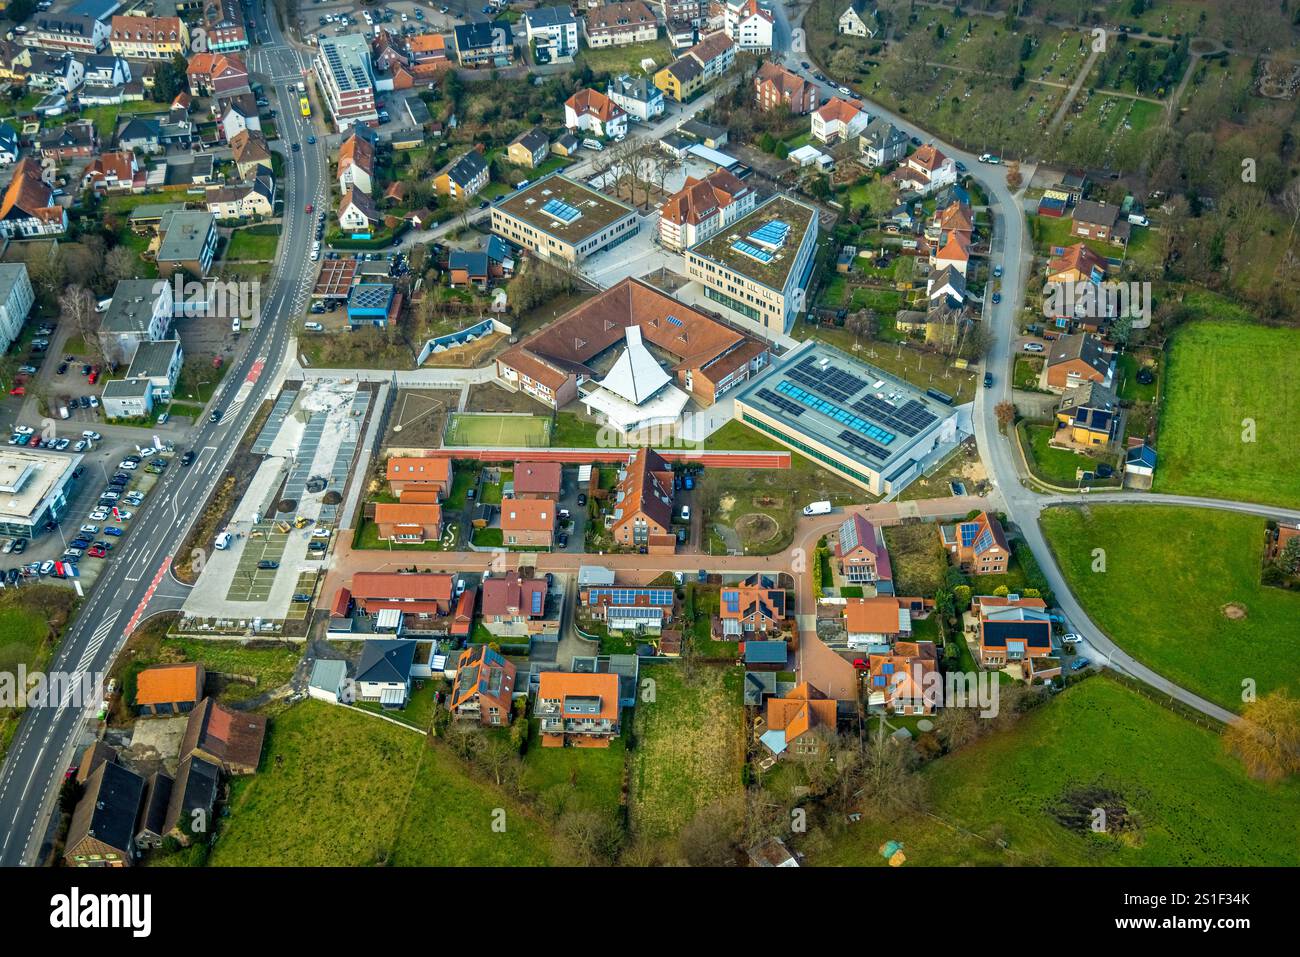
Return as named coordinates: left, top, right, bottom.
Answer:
left=452, top=644, right=516, bottom=726
left=355, top=639, right=417, bottom=708
left=938, top=511, right=1010, bottom=576
left=537, top=671, right=621, bottom=747
left=135, top=663, right=205, bottom=716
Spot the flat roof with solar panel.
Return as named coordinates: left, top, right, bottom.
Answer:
left=493, top=174, right=636, bottom=248
left=732, top=342, right=961, bottom=495
left=687, top=195, right=817, bottom=291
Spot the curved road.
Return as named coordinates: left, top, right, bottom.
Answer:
left=0, top=4, right=325, bottom=866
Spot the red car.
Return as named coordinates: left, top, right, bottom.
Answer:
left=87, top=544, right=107, bottom=558
left=8, top=385, right=23, bottom=396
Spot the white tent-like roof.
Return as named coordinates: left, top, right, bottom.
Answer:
left=599, top=326, right=671, bottom=404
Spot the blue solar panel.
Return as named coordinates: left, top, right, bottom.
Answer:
left=541, top=198, right=581, bottom=222
left=775, top=380, right=895, bottom=445
left=587, top=587, right=673, bottom=606
left=723, top=590, right=739, bottom=613
left=873, top=676, right=887, bottom=687
left=531, top=590, right=543, bottom=614
left=882, top=663, right=895, bottom=675
left=959, top=522, right=979, bottom=547
left=974, top=529, right=993, bottom=554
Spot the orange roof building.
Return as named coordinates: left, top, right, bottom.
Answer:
left=762, top=683, right=837, bottom=756
left=350, top=572, right=455, bottom=616
left=536, top=671, right=621, bottom=747
left=373, top=502, right=444, bottom=544
left=0, top=158, right=67, bottom=237
left=658, top=166, right=755, bottom=251
left=386, top=456, right=452, bottom=499
left=135, top=663, right=205, bottom=716
left=501, top=497, right=555, bottom=548
left=866, top=641, right=939, bottom=715
left=1047, top=242, right=1108, bottom=285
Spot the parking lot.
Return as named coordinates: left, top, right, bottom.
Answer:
left=226, top=523, right=292, bottom=602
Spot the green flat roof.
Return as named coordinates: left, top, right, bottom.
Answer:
left=688, top=195, right=817, bottom=292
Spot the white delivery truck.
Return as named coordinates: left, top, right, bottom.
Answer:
left=802, top=501, right=832, bottom=516
left=214, top=531, right=232, bottom=550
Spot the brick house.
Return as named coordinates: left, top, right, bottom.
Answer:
left=64, top=761, right=145, bottom=867
left=373, top=502, right=443, bottom=543
left=866, top=640, right=939, bottom=715
left=971, top=595, right=1055, bottom=674
left=350, top=571, right=454, bottom=617
left=501, top=497, right=555, bottom=548
left=938, top=511, right=1010, bottom=575
left=452, top=645, right=516, bottom=726
left=753, top=61, right=816, bottom=114
left=760, top=683, right=837, bottom=757
left=180, top=697, right=267, bottom=775
left=511, top=461, right=562, bottom=500
left=1044, top=332, right=1114, bottom=392
left=609, top=447, right=675, bottom=551
left=480, top=571, right=552, bottom=638
left=833, top=514, right=893, bottom=588
left=386, top=456, right=452, bottom=499
left=718, top=573, right=786, bottom=638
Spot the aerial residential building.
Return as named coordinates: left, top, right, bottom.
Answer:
left=658, top=165, right=754, bottom=251
left=337, top=130, right=376, bottom=194
left=81, top=149, right=137, bottom=193
left=971, top=595, right=1055, bottom=674
left=507, top=128, right=550, bottom=168
left=939, top=511, right=1010, bottom=576
left=23, top=0, right=115, bottom=55
left=180, top=697, right=267, bottom=775
left=843, top=596, right=932, bottom=648
left=655, top=31, right=736, bottom=99
left=480, top=571, right=553, bottom=638
left=216, top=91, right=260, bottom=142
left=202, top=0, right=249, bottom=52
left=156, top=209, right=217, bottom=277
left=315, top=34, right=379, bottom=131
left=866, top=641, right=939, bottom=715
left=186, top=51, right=249, bottom=97
left=564, top=88, right=628, bottom=139
left=833, top=514, right=893, bottom=588
left=35, top=119, right=97, bottom=160
left=811, top=97, right=870, bottom=145
left=123, top=338, right=183, bottom=397
left=108, top=15, right=189, bottom=58
left=536, top=671, right=622, bottom=747
left=433, top=149, right=490, bottom=199
left=501, top=497, right=556, bottom=549
left=724, top=0, right=774, bottom=51
left=1071, top=199, right=1129, bottom=245
left=0, top=158, right=67, bottom=238
left=524, top=6, right=580, bottom=63
left=452, top=645, right=516, bottom=726
left=581, top=583, right=675, bottom=631
left=0, top=123, right=19, bottom=165
left=753, top=61, right=815, bottom=114
left=373, top=502, right=444, bottom=543
left=229, top=128, right=272, bottom=179
left=355, top=640, right=416, bottom=709
left=338, top=187, right=380, bottom=233
left=608, top=447, right=675, bottom=551
left=683, top=194, right=819, bottom=336
left=350, top=572, right=455, bottom=618
left=0, top=263, right=35, bottom=355
left=890, top=143, right=958, bottom=195
left=1047, top=242, right=1108, bottom=286
left=98, top=277, right=172, bottom=363
left=204, top=174, right=275, bottom=219
left=386, top=456, right=452, bottom=499
left=607, top=73, right=664, bottom=122
left=583, top=1, right=658, bottom=47
left=490, top=174, right=638, bottom=264
left=453, top=20, right=515, bottom=67
left=511, top=461, right=562, bottom=500
left=64, top=761, right=145, bottom=867
left=760, top=683, right=836, bottom=757
left=654, top=53, right=704, bottom=101
left=1054, top=381, right=1121, bottom=449
left=718, top=573, right=786, bottom=638
left=160, top=754, right=220, bottom=847
left=1044, top=332, right=1115, bottom=392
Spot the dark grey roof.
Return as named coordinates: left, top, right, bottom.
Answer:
left=525, top=6, right=577, bottom=28
left=137, top=771, right=174, bottom=840
left=71, top=761, right=146, bottom=856
left=163, top=755, right=220, bottom=838
left=443, top=149, right=487, bottom=187
left=1047, top=333, right=1111, bottom=377
left=455, top=20, right=513, bottom=50
left=512, top=127, right=549, bottom=155
left=356, top=639, right=417, bottom=684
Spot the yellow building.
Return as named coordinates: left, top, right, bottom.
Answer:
left=1053, top=381, right=1120, bottom=448
left=109, top=16, right=191, bottom=60
left=654, top=57, right=705, bottom=102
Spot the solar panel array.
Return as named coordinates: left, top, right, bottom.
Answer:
left=755, top=387, right=804, bottom=418
left=666, top=315, right=683, bottom=327
left=787, top=355, right=866, bottom=403
left=722, top=590, right=740, bottom=613
left=851, top=394, right=937, bottom=438
left=252, top=389, right=297, bottom=455
left=541, top=198, right=581, bottom=223
left=731, top=239, right=773, bottom=263
left=530, top=589, right=543, bottom=614
left=349, top=284, right=393, bottom=310
left=587, top=587, right=674, bottom=607
left=838, top=429, right=890, bottom=462
left=959, top=521, right=979, bottom=547
left=776, top=380, right=896, bottom=445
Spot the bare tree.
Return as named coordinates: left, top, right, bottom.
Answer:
left=60, top=285, right=101, bottom=362
left=1224, top=690, right=1300, bottom=782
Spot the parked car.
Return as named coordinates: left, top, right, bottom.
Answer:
left=1071, top=657, right=1091, bottom=671
left=983, top=372, right=993, bottom=388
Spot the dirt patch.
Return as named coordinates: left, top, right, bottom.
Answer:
left=754, top=495, right=784, bottom=508
left=1050, top=786, right=1142, bottom=843
left=466, top=382, right=544, bottom=414
left=1221, top=602, right=1248, bottom=620
left=383, top=389, right=459, bottom=450
left=735, top=512, right=780, bottom=545
left=716, top=494, right=736, bottom=520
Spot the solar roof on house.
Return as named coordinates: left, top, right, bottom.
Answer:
left=541, top=197, right=581, bottom=223
left=587, top=587, right=673, bottom=606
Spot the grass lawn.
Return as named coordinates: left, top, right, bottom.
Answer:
left=0, top=587, right=75, bottom=761
left=225, top=227, right=281, bottom=261
left=1040, top=505, right=1300, bottom=711
left=471, top=527, right=503, bottom=548
left=521, top=719, right=627, bottom=825
left=1013, top=356, right=1044, bottom=390
left=443, top=467, right=478, bottom=510
left=629, top=664, right=744, bottom=843
left=808, top=676, right=1300, bottom=866
left=1154, top=320, right=1300, bottom=508
left=354, top=516, right=449, bottom=551
left=446, top=412, right=551, bottom=447
left=1022, top=422, right=1091, bottom=485
left=549, top=411, right=603, bottom=448
left=210, top=700, right=556, bottom=866
left=577, top=39, right=672, bottom=76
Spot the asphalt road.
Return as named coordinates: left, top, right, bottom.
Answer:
left=0, top=4, right=326, bottom=867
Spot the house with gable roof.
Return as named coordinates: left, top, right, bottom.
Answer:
left=833, top=514, right=893, bottom=590
left=452, top=644, right=516, bottom=726
left=938, top=511, right=1010, bottom=576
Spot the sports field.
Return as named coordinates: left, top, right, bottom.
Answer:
left=445, top=413, right=551, bottom=447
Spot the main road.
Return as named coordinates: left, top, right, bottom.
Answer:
left=0, top=5, right=326, bottom=866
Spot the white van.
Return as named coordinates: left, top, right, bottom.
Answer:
left=231, top=317, right=241, bottom=334
left=802, top=501, right=832, bottom=516
left=304, top=321, right=323, bottom=332
left=1127, top=213, right=1149, bottom=227
left=582, top=138, right=604, bottom=152
left=213, top=531, right=232, bottom=550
